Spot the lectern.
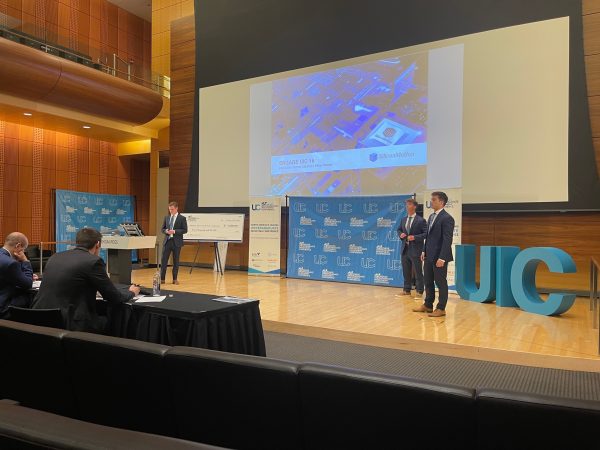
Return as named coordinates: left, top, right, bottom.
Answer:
left=101, top=236, right=157, bottom=284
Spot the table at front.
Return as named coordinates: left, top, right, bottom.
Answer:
left=106, top=291, right=266, bottom=357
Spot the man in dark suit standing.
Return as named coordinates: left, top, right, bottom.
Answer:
left=0, top=232, right=34, bottom=314
left=397, top=198, right=427, bottom=298
left=160, top=201, right=188, bottom=285
left=413, top=191, right=455, bottom=317
left=32, top=228, right=139, bottom=333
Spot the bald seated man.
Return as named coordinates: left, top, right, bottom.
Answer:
left=0, top=232, right=34, bottom=315
left=32, top=227, right=140, bottom=333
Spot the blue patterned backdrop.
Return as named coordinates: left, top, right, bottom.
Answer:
left=287, top=195, right=410, bottom=287
left=55, top=190, right=136, bottom=261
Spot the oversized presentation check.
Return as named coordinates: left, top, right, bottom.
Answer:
left=184, top=213, right=245, bottom=242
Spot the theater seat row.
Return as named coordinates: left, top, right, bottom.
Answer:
left=0, top=400, right=225, bottom=450
left=1, top=319, right=599, bottom=450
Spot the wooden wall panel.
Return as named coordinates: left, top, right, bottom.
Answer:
left=171, top=41, right=195, bottom=72
left=593, top=137, right=600, bottom=171
left=584, top=13, right=600, bottom=55
left=585, top=53, right=600, bottom=96
left=171, top=15, right=195, bottom=49
left=130, top=157, right=150, bottom=259
left=168, top=169, right=188, bottom=198
left=461, top=216, right=496, bottom=248
left=0, top=121, right=149, bottom=257
left=171, top=65, right=195, bottom=96
left=584, top=0, right=600, bottom=15
left=585, top=5, right=600, bottom=174
left=586, top=3, right=600, bottom=174
left=169, top=14, right=195, bottom=213
left=3, top=159, right=15, bottom=193
left=2, top=0, right=150, bottom=84
left=170, top=91, right=194, bottom=119
left=588, top=93, right=600, bottom=137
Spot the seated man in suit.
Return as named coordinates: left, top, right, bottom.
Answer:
left=32, top=227, right=140, bottom=333
left=0, top=232, right=35, bottom=315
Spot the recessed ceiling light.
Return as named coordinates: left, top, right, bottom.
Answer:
left=23, top=112, right=32, bottom=116
left=82, top=125, right=91, bottom=129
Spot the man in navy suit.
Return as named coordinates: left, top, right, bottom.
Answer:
left=397, top=198, right=427, bottom=298
left=0, top=232, right=34, bottom=314
left=161, top=201, right=188, bottom=284
left=413, top=191, right=455, bottom=317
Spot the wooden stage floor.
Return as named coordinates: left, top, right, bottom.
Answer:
left=131, top=267, right=600, bottom=372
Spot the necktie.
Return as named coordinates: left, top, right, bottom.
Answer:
left=428, top=212, right=437, bottom=231
left=169, top=215, right=174, bottom=238
left=406, top=216, right=413, bottom=234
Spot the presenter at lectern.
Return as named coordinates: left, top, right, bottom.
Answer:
left=161, top=201, right=188, bottom=285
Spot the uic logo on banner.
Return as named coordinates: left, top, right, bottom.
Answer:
left=287, top=195, right=410, bottom=287
left=248, top=196, right=281, bottom=276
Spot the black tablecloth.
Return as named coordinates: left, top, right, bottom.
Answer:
left=106, top=291, right=266, bottom=357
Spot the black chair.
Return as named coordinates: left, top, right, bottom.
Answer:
left=24, top=245, right=41, bottom=273
left=62, top=332, right=176, bottom=438
left=0, top=401, right=228, bottom=450
left=299, top=363, right=477, bottom=450
left=476, top=388, right=600, bottom=449
left=24, top=245, right=51, bottom=273
left=166, top=347, right=303, bottom=450
left=0, top=320, right=76, bottom=417
left=6, top=306, right=64, bottom=329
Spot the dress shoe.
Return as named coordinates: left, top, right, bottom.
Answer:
left=396, top=291, right=412, bottom=297
left=428, top=309, right=446, bottom=317
left=173, top=280, right=180, bottom=285
left=412, top=305, right=433, bottom=313
left=160, top=279, right=165, bottom=284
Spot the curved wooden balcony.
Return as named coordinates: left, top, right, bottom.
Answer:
left=0, top=37, right=163, bottom=125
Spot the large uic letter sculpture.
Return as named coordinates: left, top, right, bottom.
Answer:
left=456, top=245, right=576, bottom=316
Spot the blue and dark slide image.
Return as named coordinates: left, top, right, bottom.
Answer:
left=271, top=52, right=428, bottom=196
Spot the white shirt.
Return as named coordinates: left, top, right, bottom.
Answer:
left=169, top=213, right=178, bottom=229
left=429, top=208, right=444, bottom=228
left=168, top=213, right=178, bottom=238
left=428, top=208, right=446, bottom=262
left=406, top=214, right=416, bottom=233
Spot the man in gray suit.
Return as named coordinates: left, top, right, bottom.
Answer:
left=160, top=201, right=188, bottom=284
left=413, top=191, right=455, bottom=317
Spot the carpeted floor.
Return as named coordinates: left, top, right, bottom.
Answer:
left=264, top=331, right=600, bottom=401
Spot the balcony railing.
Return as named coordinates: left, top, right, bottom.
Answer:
left=0, top=18, right=170, bottom=98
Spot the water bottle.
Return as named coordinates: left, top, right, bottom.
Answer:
left=152, top=270, right=161, bottom=296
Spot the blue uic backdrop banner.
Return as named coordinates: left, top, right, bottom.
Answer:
left=55, top=190, right=136, bottom=262
left=287, top=195, right=410, bottom=287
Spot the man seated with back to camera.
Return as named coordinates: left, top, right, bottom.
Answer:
left=32, top=227, right=140, bottom=333
left=0, top=232, right=36, bottom=316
